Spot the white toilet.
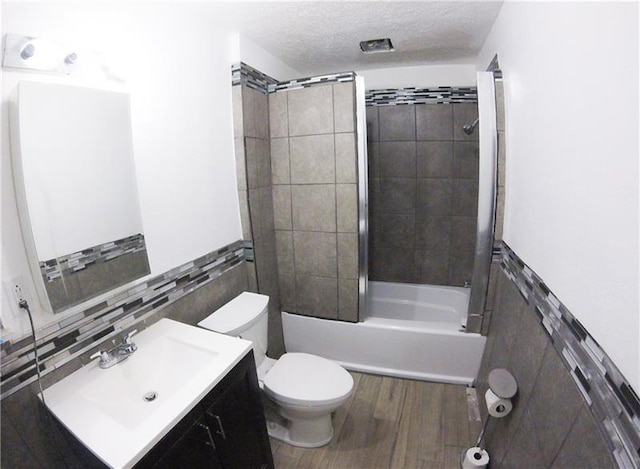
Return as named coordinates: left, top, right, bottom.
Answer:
left=198, top=292, right=354, bottom=448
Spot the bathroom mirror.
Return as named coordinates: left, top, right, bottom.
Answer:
left=10, top=81, right=150, bottom=313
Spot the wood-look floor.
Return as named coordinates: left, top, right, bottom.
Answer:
left=269, top=372, right=482, bottom=469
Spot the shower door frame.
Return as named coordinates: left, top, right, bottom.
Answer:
left=355, top=75, right=369, bottom=323
left=467, top=71, right=498, bottom=331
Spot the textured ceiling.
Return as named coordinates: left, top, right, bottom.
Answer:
left=209, top=1, right=504, bottom=76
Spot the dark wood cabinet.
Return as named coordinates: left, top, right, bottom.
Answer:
left=136, top=351, right=273, bottom=469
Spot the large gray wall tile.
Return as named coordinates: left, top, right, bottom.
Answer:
left=271, top=137, right=290, bottom=185
left=501, top=408, right=546, bottom=469
left=269, top=91, right=288, bottom=138
left=249, top=186, right=275, bottom=237
left=416, top=141, right=453, bottom=178
left=290, top=134, right=335, bottom=184
left=377, top=178, right=416, bottom=214
left=416, top=103, right=453, bottom=140
left=293, top=231, right=337, bottom=278
left=550, top=408, right=615, bottom=469
left=242, top=86, right=258, bottom=138
left=232, top=85, right=244, bottom=138
left=452, top=179, right=479, bottom=216
left=333, top=82, right=355, bottom=133
left=336, top=184, right=358, bottom=233
left=368, top=142, right=380, bottom=178
left=335, top=132, right=357, bottom=183
left=366, top=106, right=379, bottom=142
left=415, top=249, right=449, bottom=285
left=296, top=275, right=338, bottom=319
left=528, top=346, right=585, bottom=467
left=415, top=215, right=450, bottom=250
left=235, top=137, right=247, bottom=190
left=279, top=272, right=296, bottom=311
left=245, top=137, right=271, bottom=189
left=379, top=105, right=416, bottom=141
left=416, top=178, right=452, bottom=216
left=369, top=247, right=416, bottom=283
left=272, top=185, right=292, bottom=230
left=371, top=213, right=415, bottom=249
left=288, top=85, right=334, bottom=136
left=338, top=279, right=359, bottom=322
left=291, top=184, right=336, bottom=231
left=337, top=233, right=359, bottom=279
left=453, top=142, right=479, bottom=178
left=379, top=141, right=417, bottom=178
left=275, top=230, right=294, bottom=274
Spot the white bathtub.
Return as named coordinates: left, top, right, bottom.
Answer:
left=282, top=281, right=486, bottom=385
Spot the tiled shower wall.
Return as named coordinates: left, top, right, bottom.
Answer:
left=232, top=81, right=285, bottom=357
left=366, top=102, right=479, bottom=286
left=270, top=81, right=360, bottom=322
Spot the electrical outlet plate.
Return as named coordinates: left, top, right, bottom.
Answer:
left=9, top=276, right=28, bottom=306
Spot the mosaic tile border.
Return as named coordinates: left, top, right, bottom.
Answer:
left=269, top=71, right=356, bottom=93
left=365, top=87, right=478, bottom=106
left=500, top=241, right=640, bottom=468
left=232, top=62, right=278, bottom=94
left=0, top=240, right=246, bottom=399
left=39, top=233, right=147, bottom=282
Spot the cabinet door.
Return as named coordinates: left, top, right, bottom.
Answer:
left=152, top=415, right=223, bottom=469
left=202, top=352, right=274, bottom=469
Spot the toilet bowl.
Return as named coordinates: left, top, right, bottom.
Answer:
left=198, top=292, right=353, bottom=448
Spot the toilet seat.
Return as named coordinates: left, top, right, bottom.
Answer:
left=263, top=353, right=353, bottom=407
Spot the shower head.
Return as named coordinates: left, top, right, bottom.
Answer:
left=462, top=118, right=479, bottom=135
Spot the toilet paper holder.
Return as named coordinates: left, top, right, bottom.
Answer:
left=461, top=369, right=518, bottom=468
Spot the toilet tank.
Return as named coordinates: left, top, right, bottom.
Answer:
left=197, top=292, right=269, bottom=367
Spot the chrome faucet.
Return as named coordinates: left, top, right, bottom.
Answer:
left=90, top=330, right=138, bottom=369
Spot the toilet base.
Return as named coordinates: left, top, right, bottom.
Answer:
left=266, top=417, right=333, bottom=448
left=262, top=399, right=334, bottom=448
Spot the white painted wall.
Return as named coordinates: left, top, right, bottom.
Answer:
left=357, top=64, right=476, bottom=90
left=478, top=3, right=639, bottom=389
left=1, top=3, right=242, bottom=337
left=231, top=34, right=301, bottom=81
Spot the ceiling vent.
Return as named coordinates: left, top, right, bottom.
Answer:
left=359, top=38, right=394, bottom=54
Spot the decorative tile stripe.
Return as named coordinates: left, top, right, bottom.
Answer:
left=500, top=241, right=640, bottom=468
left=365, top=87, right=477, bottom=106
left=0, top=240, right=246, bottom=399
left=231, top=63, right=356, bottom=95
left=39, top=234, right=147, bottom=282
left=231, top=62, right=278, bottom=94
left=243, top=239, right=254, bottom=262
left=270, top=71, right=356, bottom=93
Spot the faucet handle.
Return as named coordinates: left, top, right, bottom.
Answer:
left=90, top=351, right=109, bottom=364
left=122, top=329, right=137, bottom=344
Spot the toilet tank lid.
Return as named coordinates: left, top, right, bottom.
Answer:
left=198, top=292, right=269, bottom=335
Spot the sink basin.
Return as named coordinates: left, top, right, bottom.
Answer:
left=42, top=318, right=252, bottom=468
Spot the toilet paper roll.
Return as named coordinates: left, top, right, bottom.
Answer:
left=462, top=446, right=489, bottom=469
left=485, top=388, right=513, bottom=418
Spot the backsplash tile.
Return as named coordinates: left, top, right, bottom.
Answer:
left=1, top=240, right=246, bottom=399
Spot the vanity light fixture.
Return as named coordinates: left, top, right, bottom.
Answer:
left=20, top=43, right=35, bottom=60
left=359, top=38, right=394, bottom=54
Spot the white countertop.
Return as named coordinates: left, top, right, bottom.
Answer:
left=42, top=318, right=252, bottom=468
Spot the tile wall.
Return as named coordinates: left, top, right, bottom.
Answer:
left=1, top=244, right=254, bottom=466
left=232, top=74, right=285, bottom=357
left=269, top=81, right=360, bottom=322
left=366, top=100, right=479, bottom=286
left=42, top=234, right=150, bottom=312
left=476, top=242, right=640, bottom=467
